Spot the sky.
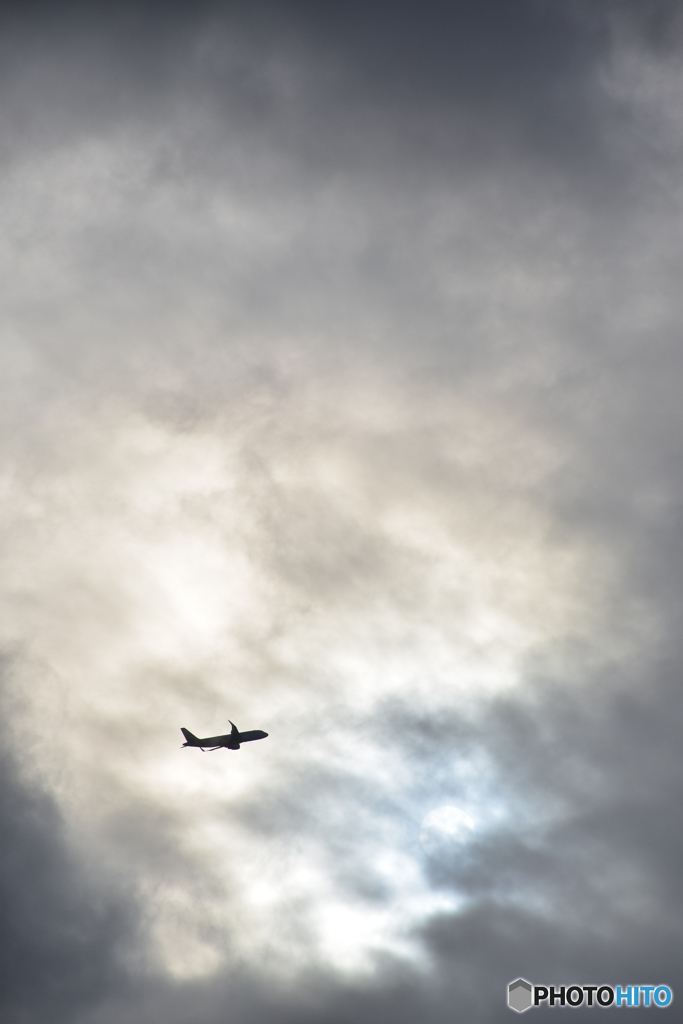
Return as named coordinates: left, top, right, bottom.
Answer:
left=1, top=1, right=683, bottom=1021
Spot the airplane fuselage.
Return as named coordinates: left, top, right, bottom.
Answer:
left=181, top=723, right=267, bottom=751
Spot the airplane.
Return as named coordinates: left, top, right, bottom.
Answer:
left=181, top=721, right=268, bottom=751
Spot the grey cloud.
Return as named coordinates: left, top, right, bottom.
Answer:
left=1, top=2, right=683, bottom=1023
left=0, top=682, right=136, bottom=1023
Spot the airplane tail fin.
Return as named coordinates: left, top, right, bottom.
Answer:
left=181, top=728, right=199, bottom=747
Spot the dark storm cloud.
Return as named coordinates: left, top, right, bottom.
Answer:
left=0, top=0, right=633, bottom=179
left=264, top=0, right=612, bottom=164
left=0, top=674, right=135, bottom=1024
left=0, top=0, right=669, bottom=412
left=0, top=0, right=675, bottom=153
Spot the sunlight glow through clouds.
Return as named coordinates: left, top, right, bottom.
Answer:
left=0, top=385, right=619, bottom=978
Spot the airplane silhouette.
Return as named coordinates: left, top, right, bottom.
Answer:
left=181, top=721, right=268, bottom=751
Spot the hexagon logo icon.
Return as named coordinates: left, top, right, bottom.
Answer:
left=508, top=978, right=533, bottom=1012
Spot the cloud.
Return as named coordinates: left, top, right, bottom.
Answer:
left=1, top=2, right=683, bottom=1021
left=0, top=666, right=135, bottom=1023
